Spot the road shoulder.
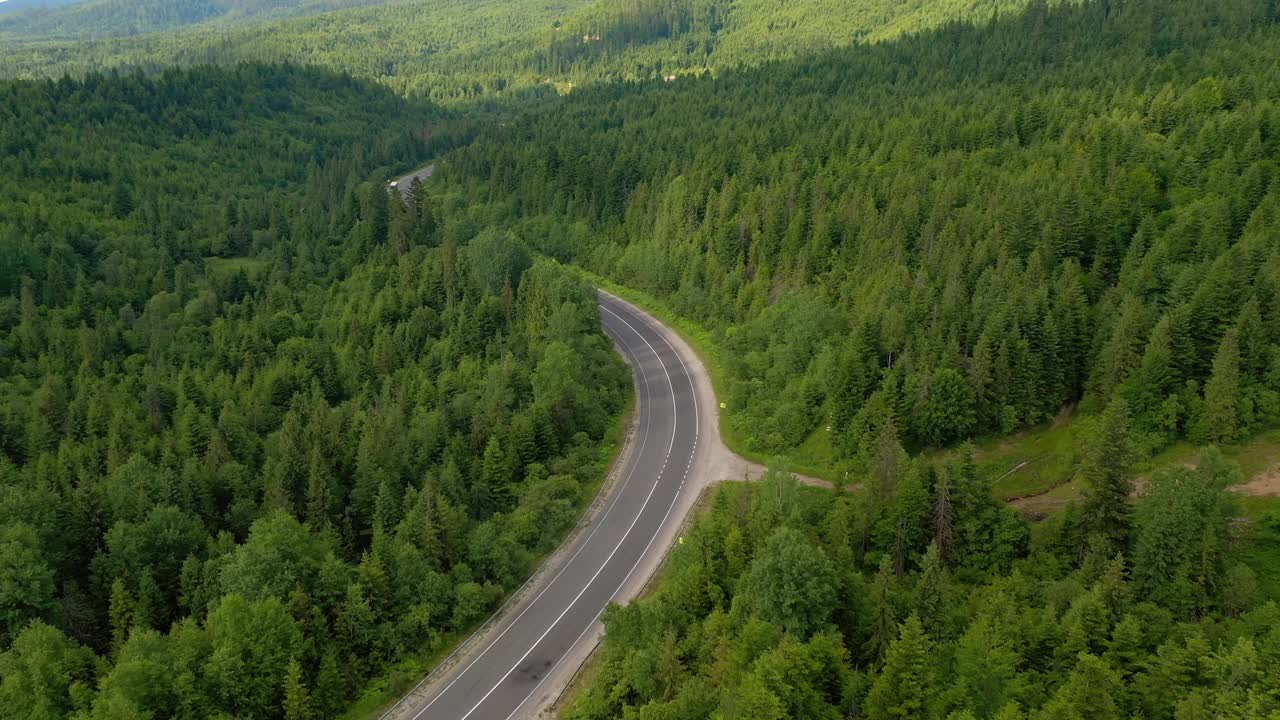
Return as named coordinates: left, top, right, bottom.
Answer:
left=377, top=347, right=641, bottom=720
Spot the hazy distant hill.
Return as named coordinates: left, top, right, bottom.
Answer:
left=0, top=0, right=390, bottom=39
left=0, top=0, right=83, bottom=15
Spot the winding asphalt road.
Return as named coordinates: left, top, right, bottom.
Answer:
left=382, top=290, right=712, bottom=720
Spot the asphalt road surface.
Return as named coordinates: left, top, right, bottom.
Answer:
left=390, top=163, right=435, bottom=201
left=383, top=290, right=704, bottom=720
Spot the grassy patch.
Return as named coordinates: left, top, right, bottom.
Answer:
left=204, top=255, right=269, bottom=278
left=950, top=410, right=1280, bottom=516
left=790, top=425, right=841, bottom=482
left=570, top=266, right=842, bottom=481
left=963, top=418, right=1092, bottom=501
left=1221, top=428, right=1280, bottom=478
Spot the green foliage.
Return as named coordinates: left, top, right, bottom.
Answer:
left=866, top=615, right=935, bottom=720
left=218, top=512, right=340, bottom=602
left=415, top=0, right=1280, bottom=470
left=737, top=527, right=837, bottom=638
left=1132, top=448, right=1239, bottom=615
left=572, top=456, right=1278, bottom=720
left=1080, top=400, right=1135, bottom=554
left=1197, top=328, right=1245, bottom=443
left=282, top=658, right=312, bottom=720
left=204, top=594, right=303, bottom=717
left=0, top=523, right=56, bottom=644
left=0, top=63, right=626, bottom=717
left=467, top=228, right=531, bottom=296
left=1038, top=653, right=1123, bottom=720
left=0, top=0, right=1041, bottom=103
left=0, top=622, right=94, bottom=720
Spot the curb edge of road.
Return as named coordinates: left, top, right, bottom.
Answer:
left=534, top=290, right=724, bottom=719
left=539, top=479, right=720, bottom=718
left=377, top=329, right=645, bottom=720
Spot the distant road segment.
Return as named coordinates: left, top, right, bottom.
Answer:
left=389, top=163, right=435, bottom=201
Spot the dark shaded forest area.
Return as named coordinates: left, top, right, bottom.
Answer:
left=0, top=65, right=627, bottom=718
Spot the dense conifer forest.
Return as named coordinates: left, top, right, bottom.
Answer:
left=0, top=64, right=627, bottom=717
left=0, top=0, right=1036, bottom=103
left=434, top=0, right=1280, bottom=466
left=2, top=0, right=1280, bottom=718
left=486, top=1, right=1280, bottom=717
left=569, top=462, right=1280, bottom=720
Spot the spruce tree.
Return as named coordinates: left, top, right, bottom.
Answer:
left=865, top=614, right=934, bottom=720
left=108, top=579, right=133, bottom=654
left=869, top=557, right=898, bottom=663
left=917, top=542, right=946, bottom=639
left=932, top=473, right=955, bottom=563
left=304, top=446, right=334, bottom=533
left=1081, top=400, right=1134, bottom=554
left=1199, top=327, right=1242, bottom=443
left=283, top=658, right=313, bottom=720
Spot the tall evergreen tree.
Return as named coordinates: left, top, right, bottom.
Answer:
left=1080, top=400, right=1135, bottom=554
left=1198, top=327, right=1242, bottom=443
left=866, top=614, right=935, bottom=720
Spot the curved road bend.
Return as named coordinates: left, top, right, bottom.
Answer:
left=390, top=163, right=436, bottom=201
left=383, top=290, right=708, bottom=720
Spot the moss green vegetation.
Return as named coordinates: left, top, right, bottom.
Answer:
left=0, top=64, right=631, bottom=719
left=0, top=0, right=1041, bottom=103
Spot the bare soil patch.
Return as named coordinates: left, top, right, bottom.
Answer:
left=1233, top=462, right=1280, bottom=497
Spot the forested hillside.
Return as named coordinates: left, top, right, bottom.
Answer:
left=434, top=2, right=1280, bottom=715
left=0, top=0, right=1036, bottom=103
left=4, top=0, right=1280, bottom=717
left=569, top=457, right=1280, bottom=719
left=431, top=0, right=1280, bottom=469
left=0, top=65, right=628, bottom=718
left=0, top=0, right=392, bottom=40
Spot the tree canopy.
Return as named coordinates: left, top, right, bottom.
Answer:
left=0, top=63, right=627, bottom=718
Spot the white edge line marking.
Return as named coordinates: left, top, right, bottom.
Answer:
left=452, top=303, right=679, bottom=720
left=407, top=302, right=656, bottom=719
left=601, top=291, right=701, bottom=443
left=500, top=293, right=703, bottom=720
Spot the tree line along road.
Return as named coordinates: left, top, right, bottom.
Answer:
left=382, top=290, right=713, bottom=720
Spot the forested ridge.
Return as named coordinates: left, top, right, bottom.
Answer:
left=0, top=0, right=396, bottom=40
left=511, top=1, right=1280, bottom=717
left=0, top=65, right=628, bottom=718
left=0, top=0, right=1039, bottom=103
left=432, top=0, right=1280, bottom=468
